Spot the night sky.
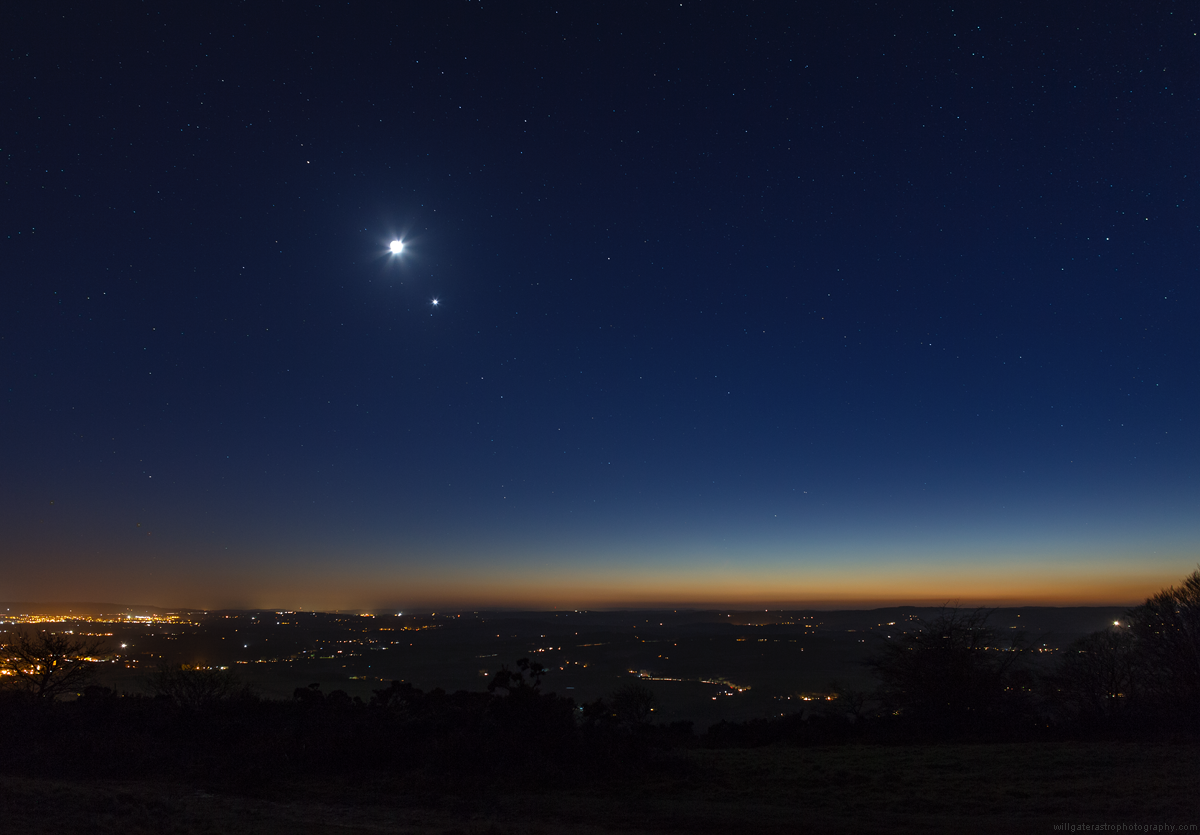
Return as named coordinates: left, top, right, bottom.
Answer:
left=4, top=2, right=1197, bottom=609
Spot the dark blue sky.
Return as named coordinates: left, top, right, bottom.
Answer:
left=3, top=2, right=1197, bottom=608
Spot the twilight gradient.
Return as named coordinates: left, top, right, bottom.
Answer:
left=2, top=2, right=1197, bottom=609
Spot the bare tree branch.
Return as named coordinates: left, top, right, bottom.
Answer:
left=1, top=629, right=105, bottom=700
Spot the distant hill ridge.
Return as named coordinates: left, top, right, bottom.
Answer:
left=0, top=602, right=187, bottom=616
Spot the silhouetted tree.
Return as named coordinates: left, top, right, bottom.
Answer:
left=325, top=688, right=357, bottom=709
left=867, top=607, right=1033, bottom=731
left=487, top=657, right=546, bottom=694
left=1124, top=567, right=1200, bottom=720
left=1048, top=626, right=1139, bottom=723
left=0, top=629, right=104, bottom=700
left=146, top=663, right=244, bottom=709
left=370, top=679, right=424, bottom=711
left=827, top=680, right=870, bottom=722
left=293, top=682, right=326, bottom=705
left=580, top=696, right=615, bottom=727
left=610, top=683, right=657, bottom=726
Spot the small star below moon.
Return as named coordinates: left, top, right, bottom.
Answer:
left=389, top=240, right=404, bottom=254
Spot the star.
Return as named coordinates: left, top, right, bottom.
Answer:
left=389, top=240, right=404, bottom=254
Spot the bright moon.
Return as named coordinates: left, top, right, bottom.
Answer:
left=389, top=240, right=404, bottom=254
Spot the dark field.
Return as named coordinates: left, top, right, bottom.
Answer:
left=2, top=742, right=1196, bottom=834
left=5, top=604, right=1192, bottom=834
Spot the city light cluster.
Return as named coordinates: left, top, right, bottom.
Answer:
left=0, top=613, right=190, bottom=626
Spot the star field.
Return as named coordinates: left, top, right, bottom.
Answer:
left=1, top=3, right=1197, bottom=608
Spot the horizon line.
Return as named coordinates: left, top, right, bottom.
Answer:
left=0, top=599, right=1142, bottom=616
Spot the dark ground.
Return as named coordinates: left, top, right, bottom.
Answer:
left=4, top=606, right=1187, bottom=833
left=2, top=741, right=1196, bottom=834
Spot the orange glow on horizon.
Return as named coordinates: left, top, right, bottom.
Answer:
left=3, top=560, right=1187, bottom=612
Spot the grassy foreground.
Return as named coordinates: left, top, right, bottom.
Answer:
left=1, top=741, right=1196, bottom=834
